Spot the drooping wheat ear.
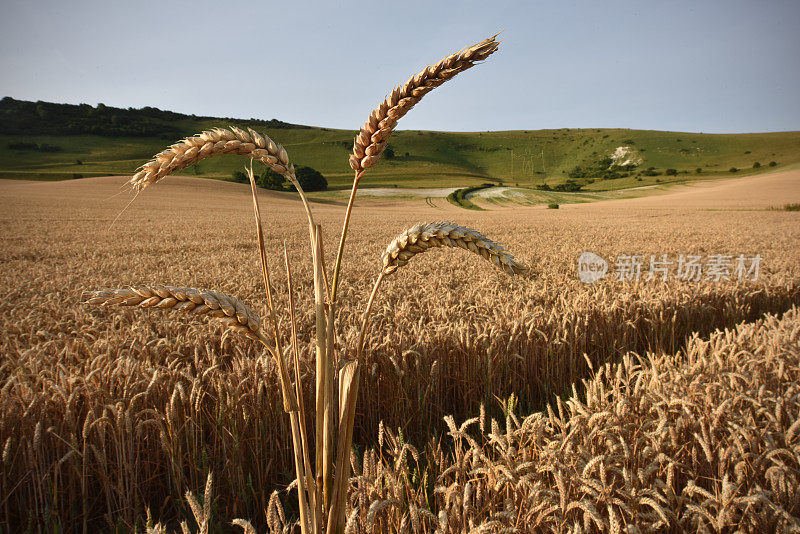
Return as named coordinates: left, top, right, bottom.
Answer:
left=86, top=286, right=261, bottom=339
left=129, top=126, right=299, bottom=192
left=350, top=35, right=500, bottom=177
left=381, top=221, right=527, bottom=276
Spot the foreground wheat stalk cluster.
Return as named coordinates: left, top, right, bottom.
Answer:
left=89, top=35, right=526, bottom=534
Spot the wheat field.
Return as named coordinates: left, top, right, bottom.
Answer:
left=1, top=169, right=799, bottom=531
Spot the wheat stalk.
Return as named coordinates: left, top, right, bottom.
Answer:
left=381, top=222, right=527, bottom=276
left=130, top=126, right=300, bottom=192
left=354, top=222, right=526, bottom=363
left=349, top=35, right=500, bottom=177
left=332, top=34, right=500, bottom=304
left=86, top=286, right=261, bottom=339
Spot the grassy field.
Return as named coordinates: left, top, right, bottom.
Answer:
left=2, top=121, right=799, bottom=191
left=1, top=170, right=799, bottom=531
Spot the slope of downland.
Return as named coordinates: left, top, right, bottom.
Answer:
left=2, top=99, right=799, bottom=191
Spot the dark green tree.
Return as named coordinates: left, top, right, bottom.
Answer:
left=293, top=166, right=327, bottom=192
left=231, top=170, right=249, bottom=183
left=257, top=168, right=286, bottom=190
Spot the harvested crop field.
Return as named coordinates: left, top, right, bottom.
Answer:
left=1, top=170, right=799, bottom=531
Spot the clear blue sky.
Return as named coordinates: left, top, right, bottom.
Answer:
left=1, top=0, right=798, bottom=133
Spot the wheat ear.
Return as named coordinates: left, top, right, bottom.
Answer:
left=381, top=222, right=527, bottom=276
left=86, top=286, right=261, bottom=339
left=356, top=221, right=525, bottom=354
left=331, top=34, right=499, bottom=303
left=130, top=127, right=318, bottom=242
left=349, top=35, right=500, bottom=177
left=130, top=126, right=300, bottom=192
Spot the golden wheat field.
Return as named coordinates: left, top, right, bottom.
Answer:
left=1, top=168, right=800, bottom=532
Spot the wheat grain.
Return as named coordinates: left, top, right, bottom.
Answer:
left=231, top=519, right=257, bottom=534
left=3, top=437, right=12, bottom=464
left=86, top=286, right=261, bottom=338
left=33, top=421, right=42, bottom=450
left=381, top=221, right=527, bottom=276
left=130, top=126, right=300, bottom=192
left=350, top=35, right=499, bottom=176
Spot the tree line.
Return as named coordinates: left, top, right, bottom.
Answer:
left=0, top=97, right=308, bottom=137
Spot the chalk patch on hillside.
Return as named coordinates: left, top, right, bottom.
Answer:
left=610, top=146, right=643, bottom=167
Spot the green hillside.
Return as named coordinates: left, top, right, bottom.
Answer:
left=1, top=97, right=798, bottom=189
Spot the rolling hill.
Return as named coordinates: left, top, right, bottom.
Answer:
left=1, top=97, right=798, bottom=190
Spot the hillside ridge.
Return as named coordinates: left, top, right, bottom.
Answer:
left=2, top=97, right=798, bottom=190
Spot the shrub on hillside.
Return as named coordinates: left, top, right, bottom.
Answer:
left=553, top=179, right=582, bottom=192
left=257, top=168, right=286, bottom=190
left=231, top=170, right=249, bottom=184
left=8, top=142, right=38, bottom=150
left=292, top=166, right=327, bottom=192
left=8, top=142, right=62, bottom=152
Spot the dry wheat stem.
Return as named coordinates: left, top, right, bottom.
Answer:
left=311, top=224, right=335, bottom=513
left=284, top=244, right=319, bottom=533
left=312, top=227, right=327, bottom=516
left=382, top=221, right=527, bottom=276
left=331, top=34, right=500, bottom=304
left=246, top=165, right=300, bottom=414
left=86, top=286, right=261, bottom=338
left=327, top=359, right=360, bottom=534
left=321, top=252, right=338, bottom=512
left=356, top=271, right=386, bottom=361
left=245, top=167, right=308, bottom=531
